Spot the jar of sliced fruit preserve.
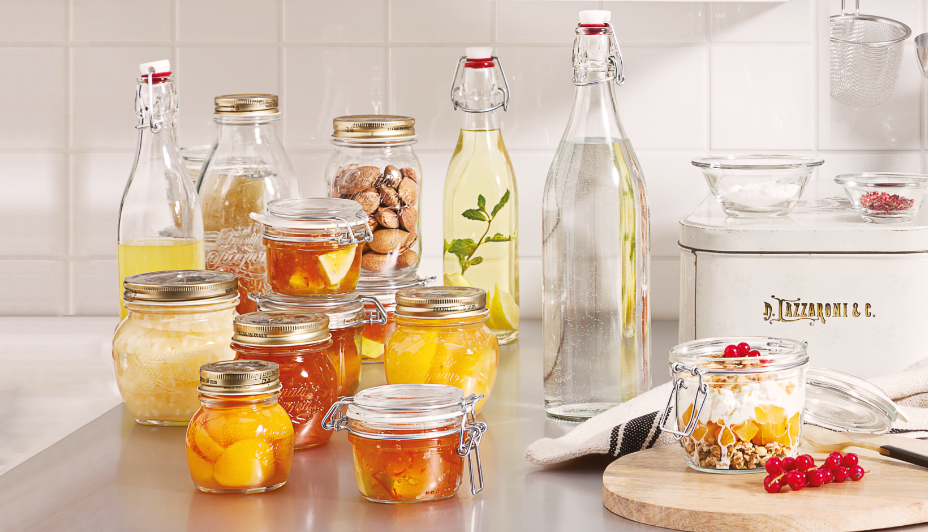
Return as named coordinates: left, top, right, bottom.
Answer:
left=186, top=360, right=295, bottom=493
left=659, top=337, right=809, bottom=473
left=356, top=275, right=433, bottom=363
left=251, top=291, right=388, bottom=396
left=322, top=384, right=488, bottom=503
left=231, top=312, right=337, bottom=449
left=113, top=270, right=239, bottom=426
left=251, top=198, right=371, bottom=297
left=384, top=287, right=498, bottom=413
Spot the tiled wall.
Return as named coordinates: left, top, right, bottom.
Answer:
left=3, top=0, right=926, bottom=318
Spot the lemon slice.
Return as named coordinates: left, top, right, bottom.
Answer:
left=360, top=337, right=384, bottom=359
left=319, top=244, right=357, bottom=285
left=443, top=273, right=472, bottom=287
left=489, top=283, right=519, bottom=331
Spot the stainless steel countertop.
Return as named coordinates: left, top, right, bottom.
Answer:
left=3, top=319, right=922, bottom=532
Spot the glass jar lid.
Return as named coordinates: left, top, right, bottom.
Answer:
left=357, top=274, right=435, bottom=307
left=199, top=360, right=281, bottom=396
left=251, top=198, right=370, bottom=241
left=330, top=384, right=480, bottom=431
left=804, top=367, right=903, bottom=434
left=214, top=94, right=279, bottom=115
left=395, top=286, right=487, bottom=319
left=232, top=311, right=330, bottom=346
left=332, top=115, right=415, bottom=140
left=123, top=270, right=239, bottom=304
left=669, top=336, right=809, bottom=374
left=252, top=292, right=367, bottom=330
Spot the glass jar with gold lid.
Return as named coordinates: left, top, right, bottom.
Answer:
left=325, top=115, right=423, bottom=277
left=113, top=270, right=239, bottom=426
left=186, top=360, right=295, bottom=493
left=384, top=286, right=498, bottom=413
left=231, top=311, right=337, bottom=449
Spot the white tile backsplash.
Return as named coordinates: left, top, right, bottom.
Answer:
left=2, top=0, right=927, bottom=318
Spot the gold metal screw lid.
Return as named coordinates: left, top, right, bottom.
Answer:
left=395, top=286, right=488, bottom=319
left=332, top=115, right=416, bottom=139
left=232, top=311, right=331, bottom=346
left=199, top=360, right=281, bottom=396
left=123, top=270, right=239, bottom=303
left=214, top=94, right=279, bottom=115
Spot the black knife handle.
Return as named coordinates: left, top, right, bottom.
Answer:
left=882, top=445, right=928, bottom=469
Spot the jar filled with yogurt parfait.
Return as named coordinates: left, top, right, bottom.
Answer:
left=231, top=312, right=337, bottom=449
left=113, top=270, right=239, bottom=426
left=659, top=337, right=808, bottom=473
left=186, top=360, right=295, bottom=494
left=325, top=115, right=422, bottom=277
left=384, top=287, right=498, bottom=414
left=322, top=384, right=488, bottom=503
left=251, top=198, right=371, bottom=297
left=356, top=275, right=433, bottom=363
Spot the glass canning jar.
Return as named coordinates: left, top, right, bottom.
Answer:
left=356, top=275, right=433, bottom=363
left=186, top=360, right=294, bottom=493
left=231, top=312, right=337, bottom=449
left=322, top=384, right=488, bottom=503
left=252, top=198, right=371, bottom=297
left=659, top=337, right=809, bottom=473
left=384, top=287, right=498, bottom=414
left=325, top=115, right=423, bottom=277
left=113, top=270, right=239, bottom=426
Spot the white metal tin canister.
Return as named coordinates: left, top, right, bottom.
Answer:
left=679, top=191, right=928, bottom=379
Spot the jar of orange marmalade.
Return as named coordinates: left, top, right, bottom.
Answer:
left=186, top=360, right=295, bottom=494
left=231, top=312, right=337, bottom=449
left=251, top=198, right=371, bottom=297
left=322, top=384, right=488, bottom=503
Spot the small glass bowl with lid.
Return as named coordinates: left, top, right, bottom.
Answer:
left=659, top=337, right=809, bottom=473
left=834, top=173, right=928, bottom=223
left=356, top=274, right=434, bottom=363
left=322, top=383, right=488, bottom=503
left=692, top=156, right=824, bottom=218
left=251, top=198, right=372, bottom=296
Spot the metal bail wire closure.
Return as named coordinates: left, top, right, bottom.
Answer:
left=658, top=363, right=709, bottom=440
left=573, top=23, right=626, bottom=87
left=361, top=295, right=388, bottom=326
left=449, top=56, right=511, bottom=113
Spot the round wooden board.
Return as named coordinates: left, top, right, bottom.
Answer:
left=603, top=445, right=928, bottom=532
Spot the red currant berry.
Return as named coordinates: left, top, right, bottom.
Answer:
left=764, top=475, right=782, bottom=493
left=822, top=468, right=834, bottom=484
left=748, top=350, right=761, bottom=357
left=736, top=342, right=751, bottom=356
left=829, top=451, right=843, bottom=461
left=796, top=454, right=815, bottom=471
left=805, top=469, right=825, bottom=487
left=824, top=455, right=841, bottom=470
left=842, top=453, right=858, bottom=468
left=765, top=457, right=783, bottom=476
left=782, top=457, right=797, bottom=471
left=786, top=470, right=805, bottom=491
left=849, top=465, right=865, bottom=481
left=834, top=466, right=850, bottom=483
left=723, top=345, right=738, bottom=358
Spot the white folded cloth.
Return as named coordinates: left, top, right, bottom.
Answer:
left=524, top=360, right=928, bottom=466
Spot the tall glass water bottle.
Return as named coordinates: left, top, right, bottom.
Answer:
left=444, top=48, right=520, bottom=345
left=542, top=11, right=651, bottom=420
left=118, top=60, right=205, bottom=319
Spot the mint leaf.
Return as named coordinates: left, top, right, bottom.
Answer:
left=484, top=233, right=513, bottom=243
left=462, top=209, right=488, bottom=222
left=448, top=238, right=478, bottom=258
left=443, top=239, right=450, bottom=254
left=463, top=257, right=484, bottom=269
left=477, top=195, right=486, bottom=211
left=490, top=189, right=510, bottom=218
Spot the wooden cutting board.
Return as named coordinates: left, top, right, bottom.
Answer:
left=603, top=443, right=928, bottom=532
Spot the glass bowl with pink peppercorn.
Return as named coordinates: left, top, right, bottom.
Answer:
left=835, top=173, right=928, bottom=224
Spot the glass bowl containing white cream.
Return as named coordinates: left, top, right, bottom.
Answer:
left=692, top=156, right=824, bottom=218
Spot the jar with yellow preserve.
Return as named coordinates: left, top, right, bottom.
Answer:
left=356, top=275, right=433, bottom=363
left=113, top=270, right=239, bottom=426
left=384, top=287, right=498, bottom=413
left=186, top=360, right=294, bottom=494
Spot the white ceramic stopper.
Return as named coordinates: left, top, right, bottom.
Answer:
left=466, top=47, right=493, bottom=59
left=579, top=10, right=610, bottom=24
left=139, top=59, right=171, bottom=75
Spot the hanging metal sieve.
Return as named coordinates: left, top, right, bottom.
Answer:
left=830, top=0, right=910, bottom=108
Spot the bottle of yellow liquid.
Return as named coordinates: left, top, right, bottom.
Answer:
left=117, top=60, right=205, bottom=318
left=443, top=48, right=519, bottom=345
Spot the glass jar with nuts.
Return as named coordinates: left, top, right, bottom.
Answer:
left=326, top=116, right=422, bottom=278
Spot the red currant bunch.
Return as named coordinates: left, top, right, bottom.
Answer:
left=723, top=342, right=761, bottom=358
left=762, top=452, right=866, bottom=493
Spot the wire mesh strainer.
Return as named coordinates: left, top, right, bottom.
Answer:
left=830, top=0, right=910, bottom=108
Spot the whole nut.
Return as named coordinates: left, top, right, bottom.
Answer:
left=333, top=163, right=358, bottom=192
left=400, top=232, right=417, bottom=253
left=401, top=167, right=419, bottom=183
left=396, top=249, right=418, bottom=269
left=381, top=165, right=403, bottom=188
left=399, top=206, right=418, bottom=232
left=366, top=217, right=379, bottom=235
left=361, top=252, right=392, bottom=272
left=352, top=188, right=381, bottom=214
left=398, top=178, right=418, bottom=206
left=380, top=186, right=401, bottom=208
left=374, top=207, right=400, bottom=229
left=370, top=228, right=408, bottom=254
left=337, top=165, right=380, bottom=195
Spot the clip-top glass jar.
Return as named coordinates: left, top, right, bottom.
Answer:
left=231, top=312, right=337, bottom=449
left=113, top=270, right=239, bottom=426
left=325, top=115, right=423, bottom=277
left=356, top=275, right=434, bottom=363
left=384, top=287, right=498, bottom=413
left=186, top=360, right=294, bottom=494
left=322, top=384, right=488, bottom=503
left=252, top=198, right=371, bottom=297
left=659, top=337, right=809, bottom=473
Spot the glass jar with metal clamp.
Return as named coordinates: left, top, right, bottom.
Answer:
left=322, top=384, right=488, bottom=503
left=251, top=198, right=372, bottom=297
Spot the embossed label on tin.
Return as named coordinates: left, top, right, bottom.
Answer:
left=763, top=296, right=875, bottom=325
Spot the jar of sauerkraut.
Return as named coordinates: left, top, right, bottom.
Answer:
left=113, top=270, right=239, bottom=426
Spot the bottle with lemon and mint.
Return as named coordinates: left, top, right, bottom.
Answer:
left=443, top=47, right=520, bottom=345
